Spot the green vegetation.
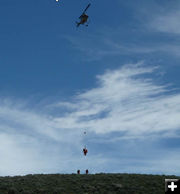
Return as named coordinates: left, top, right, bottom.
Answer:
left=0, top=173, right=179, bottom=194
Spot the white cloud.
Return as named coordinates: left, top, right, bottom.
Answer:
left=150, top=11, right=180, bottom=34
left=54, top=63, right=180, bottom=136
left=0, top=63, right=180, bottom=175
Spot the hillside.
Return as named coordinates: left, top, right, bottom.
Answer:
left=0, top=173, right=179, bottom=194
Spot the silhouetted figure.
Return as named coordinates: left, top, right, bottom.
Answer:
left=77, top=169, right=80, bottom=174
left=86, top=169, right=89, bottom=174
left=83, top=147, right=88, bottom=156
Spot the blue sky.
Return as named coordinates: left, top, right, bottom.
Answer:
left=0, top=0, right=180, bottom=176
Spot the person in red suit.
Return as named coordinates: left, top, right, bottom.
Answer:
left=83, top=147, right=88, bottom=156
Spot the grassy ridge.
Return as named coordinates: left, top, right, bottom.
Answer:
left=0, top=173, right=179, bottom=194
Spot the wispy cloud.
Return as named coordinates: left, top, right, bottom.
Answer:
left=0, top=63, right=180, bottom=175
left=150, top=10, right=180, bottom=34
left=53, top=63, right=180, bottom=136
left=65, top=32, right=180, bottom=61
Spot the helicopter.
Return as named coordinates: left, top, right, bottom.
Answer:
left=76, top=3, right=91, bottom=27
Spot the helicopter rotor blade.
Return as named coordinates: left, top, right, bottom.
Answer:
left=82, top=3, right=91, bottom=14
